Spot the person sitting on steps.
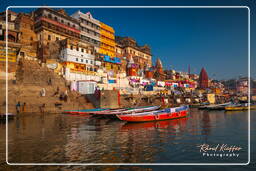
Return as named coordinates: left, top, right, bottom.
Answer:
left=52, top=86, right=60, bottom=97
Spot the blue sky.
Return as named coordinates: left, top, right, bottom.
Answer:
left=1, top=0, right=255, bottom=80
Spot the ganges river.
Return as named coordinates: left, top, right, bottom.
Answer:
left=0, top=109, right=255, bottom=170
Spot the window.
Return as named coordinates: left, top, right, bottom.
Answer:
left=61, top=20, right=64, bottom=23
left=56, top=37, right=59, bottom=41
left=54, top=16, right=58, bottom=21
left=70, top=46, right=73, bottom=50
left=73, top=24, right=75, bottom=28
left=76, top=58, right=78, bottom=61
left=81, top=59, right=83, bottom=62
left=81, top=49, right=84, bottom=52
left=30, top=37, right=33, bottom=41
left=67, top=22, right=70, bottom=26
left=90, top=61, right=93, bottom=64
left=48, top=35, right=51, bottom=40
left=86, top=60, right=88, bottom=63
left=48, top=14, right=52, bottom=19
left=76, top=47, right=79, bottom=51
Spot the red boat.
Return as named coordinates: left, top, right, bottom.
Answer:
left=120, top=117, right=188, bottom=131
left=116, top=106, right=189, bottom=122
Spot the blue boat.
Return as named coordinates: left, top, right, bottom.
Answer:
left=63, top=108, right=109, bottom=115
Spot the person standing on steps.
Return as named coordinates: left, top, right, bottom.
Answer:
left=48, top=77, right=52, bottom=85
left=16, top=101, right=21, bottom=114
left=22, top=102, right=26, bottom=113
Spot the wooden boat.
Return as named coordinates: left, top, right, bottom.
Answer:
left=198, top=102, right=232, bottom=110
left=0, top=113, right=16, bottom=121
left=225, top=105, right=256, bottom=111
left=90, top=108, right=128, bottom=115
left=189, top=104, right=202, bottom=108
left=62, top=108, right=109, bottom=115
left=205, top=102, right=232, bottom=110
left=91, top=106, right=160, bottom=116
left=116, top=105, right=189, bottom=122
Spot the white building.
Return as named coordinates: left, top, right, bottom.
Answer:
left=71, top=11, right=101, bottom=51
left=59, top=39, right=100, bottom=82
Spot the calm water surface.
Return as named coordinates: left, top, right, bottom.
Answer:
left=0, top=109, right=254, bottom=170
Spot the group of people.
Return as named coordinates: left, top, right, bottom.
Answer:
left=16, top=102, right=26, bottom=114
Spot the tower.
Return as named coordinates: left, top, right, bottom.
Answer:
left=199, top=67, right=209, bottom=88
left=155, top=58, right=163, bottom=74
left=127, top=57, right=137, bottom=76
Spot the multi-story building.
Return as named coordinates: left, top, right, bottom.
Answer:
left=15, top=13, right=38, bottom=59
left=115, top=42, right=127, bottom=72
left=59, top=38, right=99, bottom=81
left=115, top=36, right=152, bottom=70
left=34, top=8, right=80, bottom=60
left=0, top=10, right=21, bottom=74
left=71, top=11, right=101, bottom=50
left=99, top=22, right=115, bottom=57
left=236, top=78, right=248, bottom=95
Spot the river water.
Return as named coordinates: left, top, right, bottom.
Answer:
left=0, top=109, right=255, bottom=170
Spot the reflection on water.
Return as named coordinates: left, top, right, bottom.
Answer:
left=0, top=109, right=250, bottom=165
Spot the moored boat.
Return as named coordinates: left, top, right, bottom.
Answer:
left=0, top=113, right=16, bottom=122
left=205, top=102, right=232, bottom=110
left=198, top=102, right=232, bottom=110
left=225, top=104, right=256, bottom=111
left=116, top=105, right=189, bottom=122
left=62, top=108, right=109, bottom=115
left=91, top=106, right=160, bottom=115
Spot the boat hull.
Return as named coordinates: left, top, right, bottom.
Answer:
left=63, top=108, right=109, bottom=115
left=225, top=105, right=256, bottom=111
left=91, top=106, right=160, bottom=116
left=117, top=109, right=188, bottom=122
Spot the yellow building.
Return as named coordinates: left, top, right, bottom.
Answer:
left=99, top=22, right=116, bottom=57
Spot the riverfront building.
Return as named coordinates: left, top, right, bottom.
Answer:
left=34, top=8, right=80, bottom=61
left=115, top=36, right=152, bottom=70
left=0, top=10, right=21, bottom=75
left=71, top=11, right=101, bottom=50
left=15, top=13, right=38, bottom=59
left=99, top=22, right=115, bottom=57
left=59, top=38, right=100, bottom=81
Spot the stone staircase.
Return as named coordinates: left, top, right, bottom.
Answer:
left=0, top=59, right=94, bottom=114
